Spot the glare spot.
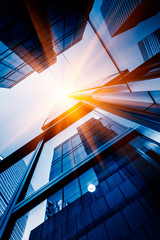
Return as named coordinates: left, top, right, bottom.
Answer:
left=88, top=184, right=96, bottom=192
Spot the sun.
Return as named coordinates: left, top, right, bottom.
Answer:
left=58, top=88, right=70, bottom=99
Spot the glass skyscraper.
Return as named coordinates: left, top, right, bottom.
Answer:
left=29, top=110, right=160, bottom=240
left=101, top=0, right=160, bottom=37
left=0, top=0, right=94, bottom=88
left=138, top=28, right=160, bottom=61
left=0, top=157, right=34, bottom=240
left=0, top=41, right=34, bottom=88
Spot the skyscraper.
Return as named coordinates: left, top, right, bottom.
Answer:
left=0, top=0, right=94, bottom=88
left=138, top=28, right=160, bottom=61
left=0, top=41, right=34, bottom=88
left=101, top=0, right=160, bottom=37
left=0, top=157, right=34, bottom=240
left=29, top=109, right=160, bottom=240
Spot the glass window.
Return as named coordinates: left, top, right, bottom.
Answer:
left=74, top=145, right=86, bottom=157
left=53, top=145, right=62, bottom=162
left=19, top=64, right=33, bottom=74
left=0, top=63, right=12, bottom=76
left=48, top=189, right=62, bottom=204
left=50, top=161, right=62, bottom=180
left=72, top=134, right=82, bottom=148
left=64, top=179, right=81, bottom=203
left=2, top=53, right=23, bottom=68
left=0, top=79, right=14, bottom=88
left=62, top=153, right=75, bottom=172
left=79, top=168, right=99, bottom=194
left=0, top=41, right=8, bottom=54
left=7, top=71, right=23, bottom=81
left=62, top=140, right=72, bottom=155
left=74, top=150, right=87, bottom=165
left=0, top=49, right=12, bottom=59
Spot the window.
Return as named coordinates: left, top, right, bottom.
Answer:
left=62, top=153, right=75, bottom=172
left=64, top=179, right=81, bottom=203
left=62, top=140, right=72, bottom=155
left=71, top=134, right=82, bottom=148
left=79, top=168, right=99, bottom=194
left=53, top=145, right=62, bottom=162
left=50, top=161, right=62, bottom=180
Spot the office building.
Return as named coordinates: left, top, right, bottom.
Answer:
left=101, top=0, right=160, bottom=37
left=46, top=116, right=119, bottom=218
left=1, top=73, right=160, bottom=240
left=138, top=28, right=160, bottom=61
left=0, top=157, right=34, bottom=240
left=0, top=0, right=94, bottom=88
left=0, top=41, right=34, bottom=88
left=29, top=107, right=160, bottom=240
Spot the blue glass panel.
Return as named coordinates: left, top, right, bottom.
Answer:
left=74, top=145, right=86, bottom=157
left=62, top=140, right=72, bottom=154
left=50, top=161, right=62, bottom=179
left=19, top=64, right=33, bottom=74
left=0, top=80, right=14, bottom=88
left=79, top=168, right=99, bottom=194
left=53, top=146, right=62, bottom=162
left=48, top=189, right=62, bottom=204
left=74, top=151, right=87, bottom=165
left=64, top=178, right=81, bottom=203
left=51, top=20, right=64, bottom=39
left=0, top=63, right=12, bottom=76
left=72, top=134, right=82, bottom=148
left=0, top=49, right=12, bottom=59
left=2, top=53, right=23, bottom=68
left=0, top=41, right=8, bottom=54
left=64, top=34, right=73, bottom=49
left=7, top=71, right=23, bottom=81
left=63, top=153, right=75, bottom=172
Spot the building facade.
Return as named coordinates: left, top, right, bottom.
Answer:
left=138, top=28, right=160, bottom=61
left=0, top=157, right=34, bottom=240
left=0, top=41, right=34, bottom=88
left=0, top=0, right=94, bottom=88
left=101, top=0, right=160, bottom=37
left=29, top=109, right=160, bottom=240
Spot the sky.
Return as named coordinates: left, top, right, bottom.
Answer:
left=0, top=0, right=160, bottom=239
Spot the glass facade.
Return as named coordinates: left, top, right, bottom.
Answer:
left=49, top=115, right=125, bottom=182
left=0, top=158, right=34, bottom=240
left=45, top=114, right=129, bottom=218
left=138, top=28, right=160, bottom=61
left=50, top=8, right=88, bottom=55
left=0, top=41, right=34, bottom=88
left=101, top=0, right=141, bottom=37
left=47, top=115, right=160, bottom=214
left=0, top=0, right=94, bottom=88
left=30, top=118, right=160, bottom=239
